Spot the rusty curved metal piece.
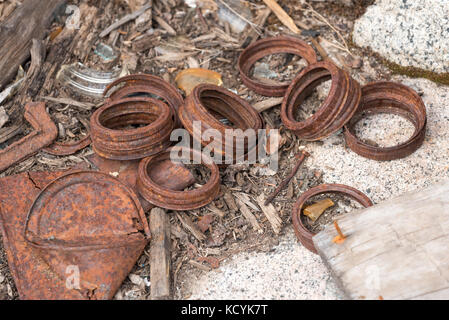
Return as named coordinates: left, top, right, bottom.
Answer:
left=103, top=74, right=183, bottom=127
left=43, top=134, right=92, bottom=156
left=137, top=147, right=221, bottom=211
left=0, top=170, right=150, bottom=300
left=281, top=60, right=361, bottom=141
left=0, top=102, right=58, bottom=173
left=23, top=171, right=150, bottom=299
left=179, top=84, right=264, bottom=163
left=90, top=97, right=174, bottom=160
left=344, top=81, right=427, bottom=161
left=238, top=36, right=318, bottom=97
left=292, top=184, right=373, bottom=254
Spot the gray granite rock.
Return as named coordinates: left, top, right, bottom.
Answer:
left=353, top=0, right=449, bottom=73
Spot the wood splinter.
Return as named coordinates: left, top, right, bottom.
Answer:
left=150, top=207, right=172, bottom=300
left=332, top=220, right=346, bottom=244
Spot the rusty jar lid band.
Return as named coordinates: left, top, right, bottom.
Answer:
left=238, top=36, right=318, bottom=97
left=179, top=84, right=264, bottom=162
left=91, top=97, right=174, bottom=160
left=104, top=74, right=183, bottom=127
left=281, top=60, right=361, bottom=141
left=137, top=147, right=221, bottom=211
left=292, top=184, right=373, bottom=254
left=344, top=81, right=427, bottom=161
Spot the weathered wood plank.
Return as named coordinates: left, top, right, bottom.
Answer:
left=150, top=207, right=172, bottom=300
left=0, top=0, right=65, bottom=89
left=314, top=180, right=449, bottom=300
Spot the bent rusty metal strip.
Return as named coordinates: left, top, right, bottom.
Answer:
left=291, top=184, right=373, bottom=254
left=343, top=81, right=427, bottom=161
left=43, top=134, right=92, bottom=156
left=238, top=36, right=318, bottom=97
left=0, top=102, right=57, bottom=172
left=137, top=147, right=221, bottom=211
left=281, top=60, right=361, bottom=141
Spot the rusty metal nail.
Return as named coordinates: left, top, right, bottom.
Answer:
left=264, top=150, right=310, bottom=206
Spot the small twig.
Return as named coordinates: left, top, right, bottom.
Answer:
left=303, top=3, right=353, bottom=57
left=265, top=150, right=310, bottom=205
left=217, top=0, right=262, bottom=35
left=196, top=7, right=209, bottom=30
left=310, top=37, right=329, bottom=61
left=100, top=2, right=152, bottom=38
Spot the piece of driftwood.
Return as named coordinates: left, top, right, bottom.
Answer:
left=150, top=207, right=171, bottom=300
left=0, top=0, right=65, bottom=90
left=10, top=4, right=99, bottom=119
left=314, top=180, right=449, bottom=300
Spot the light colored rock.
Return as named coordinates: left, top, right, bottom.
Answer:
left=353, top=0, right=449, bottom=73
left=187, top=228, right=345, bottom=300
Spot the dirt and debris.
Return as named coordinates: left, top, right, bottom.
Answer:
left=0, top=0, right=418, bottom=300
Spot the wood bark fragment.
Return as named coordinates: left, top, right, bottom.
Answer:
left=256, top=194, right=282, bottom=234
left=153, top=15, right=176, bottom=35
left=235, top=197, right=262, bottom=232
left=223, top=191, right=239, bottom=212
left=100, top=2, right=152, bottom=38
left=0, top=0, right=65, bottom=89
left=253, top=97, right=283, bottom=113
left=176, top=213, right=206, bottom=242
left=149, top=207, right=172, bottom=300
left=188, top=260, right=211, bottom=272
left=207, top=203, right=226, bottom=218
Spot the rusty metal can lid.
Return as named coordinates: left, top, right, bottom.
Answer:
left=24, top=171, right=150, bottom=251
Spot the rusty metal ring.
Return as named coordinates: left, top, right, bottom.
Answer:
left=344, top=82, right=427, bottom=161
left=179, top=84, right=264, bottom=162
left=137, top=147, right=221, bottom=210
left=238, top=36, right=318, bottom=97
left=91, top=97, right=174, bottom=160
left=103, top=74, right=183, bottom=127
left=281, top=61, right=361, bottom=141
left=137, top=147, right=220, bottom=210
left=292, top=184, right=373, bottom=254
